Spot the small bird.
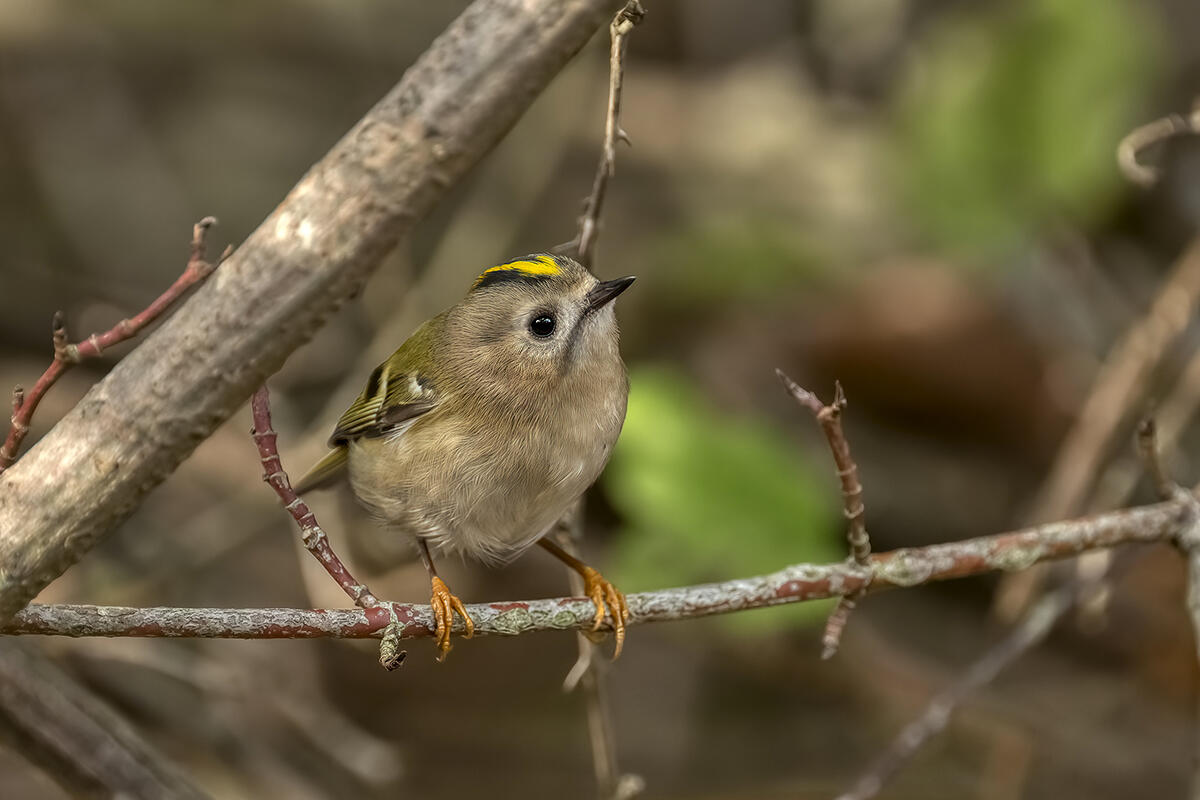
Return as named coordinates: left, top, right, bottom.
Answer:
left=296, top=253, right=634, bottom=660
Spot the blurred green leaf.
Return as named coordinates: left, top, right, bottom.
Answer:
left=895, top=0, right=1160, bottom=259
left=605, top=367, right=840, bottom=632
left=649, top=217, right=829, bottom=305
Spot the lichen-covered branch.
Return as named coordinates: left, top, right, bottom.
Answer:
left=3, top=495, right=1190, bottom=640
left=0, top=0, right=624, bottom=624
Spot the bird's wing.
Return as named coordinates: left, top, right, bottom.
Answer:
left=295, top=322, right=439, bottom=494
left=329, top=352, right=437, bottom=445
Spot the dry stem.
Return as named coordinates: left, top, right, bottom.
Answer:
left=572, top=0, right=645, bottom=267
left=777, top=371, right=871, bottom=658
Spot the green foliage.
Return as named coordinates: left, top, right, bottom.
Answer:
left=605, top=367, right=840, bottom=632
left=895, top=0, right=1160, bottom=259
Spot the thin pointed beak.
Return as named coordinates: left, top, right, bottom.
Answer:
left=585, top=276, right=636, bottom=313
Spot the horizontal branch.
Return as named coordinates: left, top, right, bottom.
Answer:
left=5, top=497, right=1190, bottom=640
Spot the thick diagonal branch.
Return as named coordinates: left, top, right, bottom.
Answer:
left=0, top=0, right=623, bottom=624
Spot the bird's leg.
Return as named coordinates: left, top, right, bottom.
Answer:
left=417, top=538, right=474, bottom=661
left=538, top=537, right=630, bottom=659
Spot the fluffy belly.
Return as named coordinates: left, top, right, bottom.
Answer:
left=347, top=434, right=610, bottom=565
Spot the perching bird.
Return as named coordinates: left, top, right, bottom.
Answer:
left=296, top=254, right=634, bottom=660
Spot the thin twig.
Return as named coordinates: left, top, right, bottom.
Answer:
left=1117, top=102, right=1200, bottom=188
left=777, top=371, right=871, bottom=658
left=2, top=494, right=1190, bottom=640
left=1140, top=415, right=1200, bottom=799
left=555, top=506, right=645, bottom=800
left=249, top=385, right=406, bottom=670
left=571, top=0, right=645, bottom=267
left=0, top=218, right=225, bottom=473
left=1136, top=417, right=1179, bottom=501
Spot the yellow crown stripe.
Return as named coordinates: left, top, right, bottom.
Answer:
left=473, top=254, right=560, bottom=287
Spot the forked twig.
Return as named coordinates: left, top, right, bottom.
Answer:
left=777, top=370, right=871, bottom=658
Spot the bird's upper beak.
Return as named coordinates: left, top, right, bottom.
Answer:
left=584, top=276, right=636, bottom=313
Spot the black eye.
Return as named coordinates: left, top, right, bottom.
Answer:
left=529, top=313, right=556, bottom=337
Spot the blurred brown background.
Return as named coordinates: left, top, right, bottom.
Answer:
left=3, top=0, right=1200, bottom=797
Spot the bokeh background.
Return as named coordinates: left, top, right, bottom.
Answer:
left=3, top=0, right=1200, bottom=797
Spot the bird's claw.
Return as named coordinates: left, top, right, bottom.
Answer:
left=580, top=566, right=630, bottom=659
left=430, top=576, right=474, bottom=661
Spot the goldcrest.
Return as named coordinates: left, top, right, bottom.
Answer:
left=297, top=254, right=634, bottom=659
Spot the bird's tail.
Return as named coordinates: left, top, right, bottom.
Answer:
left=294, top=446, right=348, bottom=494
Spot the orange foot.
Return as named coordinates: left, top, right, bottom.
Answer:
left=430, top=576, right=474, bottom=661
left=580, top=566, right=630, bottom=659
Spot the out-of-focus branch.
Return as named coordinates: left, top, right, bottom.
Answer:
left=2, top=495, right=1191, bottom=640
left=834, top=586, right=1076, bottom=800
left=571, top=0, right=645, bottom=267
left=0, top=0, right=624, bottom=624
left=997, top=237, right=1200, bottom=619
left=0, top=218, right=226, bottom=473
left=0, top=641, right=207, bottom=800
left=1117, top=101, right=1200, bottom=188
left=777, top=372, right=872, bottom=659
left=842, top=417, right=1198, bottom=800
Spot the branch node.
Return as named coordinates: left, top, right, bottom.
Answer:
left=51, top=311, right=79, bottom=364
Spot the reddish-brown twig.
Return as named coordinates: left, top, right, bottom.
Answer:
left=249, top=385, right=407, bottom=670
left=0, top=217, right=227, bottom=473
left=777, top=370, right=871, bottom=658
